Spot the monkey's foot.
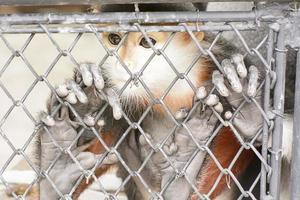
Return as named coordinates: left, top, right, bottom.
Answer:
left=163, top=143, right=178, bottom=156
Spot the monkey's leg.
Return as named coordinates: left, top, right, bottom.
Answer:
left=160, top=105, right=221, bottom=200
left=191, top=127, right=255, bottom=200
left=39, top=107, right=102, bottom=199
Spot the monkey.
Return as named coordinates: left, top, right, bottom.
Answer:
left=33, top=3, right=295, bottom=200
left=35, top=31, right=265, bottom=200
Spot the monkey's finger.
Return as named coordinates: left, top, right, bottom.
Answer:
left=80, top=63, right=93, bottom=87
left=68, top=80, right=88, bottom=104
left=112, top=105, right=122, bottom=120
left=56, top=84, right=70, bottom=98
left=175, top=108, right=188, bottom=120
left=247, top=65, right=259, bottom=97
left=205, top=94, right=219, bottom=107
left=65, top=92, right=78, bottom=104
left=222, top=59, right=243, bottom=93
left=212, top=70, right=229, bottom=97
left=214, top=102, right=224, bottom=113
left=231, top=54, right=247, bottom=78
left=40, top=112, right=55, bottom=127
left=97, top=118, right=106, bottom=127
left=106, top=88, right=119, bottom=105
left=90, top=64, right=105, bottom=91
left=58, top=106, right=70, bottom=120
left=83, top=115, right=96, bottom=127
left=196, top=86, right=207, bottom=100
left=106, top=88, right=123, bottom=120
left=224, top=111, right=233, bottom=120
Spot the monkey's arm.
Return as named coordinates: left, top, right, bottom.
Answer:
left=38, top=63, right=123, bottom=199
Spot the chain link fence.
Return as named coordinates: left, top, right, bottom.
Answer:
left=0, top=1, right=299, bottom=200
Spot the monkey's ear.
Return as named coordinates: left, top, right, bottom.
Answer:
left=185, top=22, right=205, bottom=41
left=195, top=32, right=205, bottom=42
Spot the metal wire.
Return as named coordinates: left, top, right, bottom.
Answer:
left=0, top=3, right=298, bottom=200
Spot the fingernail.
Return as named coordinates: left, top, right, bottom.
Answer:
left=83, top=115, right=96, bottom=126
left=224, top=111, right=233, bottom=119
left=56, top=84, right=69, bottom=97
left=80, top=63, right=93, bottom=86
left=91, top=65, right=105, bottom=90
left=97, top=119, right=106, bottom=127
left=196, top=86, right=207, bottom=100
left=65, top=93, right=77, bottom=104
left=214, top=102, right=224, bottom=113
left=113, top=105, right=122, bottom=120
left=205, top=94, right=219, bottom=106
left=69, top=81, right=88, bottom=104
left=212, top=70, right=229, bottom=97
left=222, top=59, right=243, bottom=93
left=175, top=108, right=188, bottom=120
left=247, top=65, right=259, bottom=97
left=231, top=54, right=247, bottom=78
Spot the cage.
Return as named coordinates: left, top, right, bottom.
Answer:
left=0, top=1, right=299, bottom=200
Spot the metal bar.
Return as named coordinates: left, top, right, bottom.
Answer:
left=269, top=27, right=287, bottom=200
left=0, top=24, right=257, bottom=33
left=0, top=0, right=294, bottom=6
left=260, top=29, right=274, bottom=200
left=290, top=50, right=300, bottom=200
left=0, top=10, right=285, bottom=25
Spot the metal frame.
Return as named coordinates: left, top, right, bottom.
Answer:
left=0, top=1, right=299, bottom=200
left=0, top=0, right=295, bottom=6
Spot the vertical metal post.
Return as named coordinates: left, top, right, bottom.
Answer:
left=260, top=29, right=274, bottom=200
left=269, top=28, right=287, bottom=200
left=290, top=50, right=300, bottom=200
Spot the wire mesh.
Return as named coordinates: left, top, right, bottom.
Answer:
left=0, top=3, right=297, bottom=200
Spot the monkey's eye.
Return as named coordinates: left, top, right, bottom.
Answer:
left=108, top=33, right=121, bottom=45
left=140, top=37, right=156, bottom=49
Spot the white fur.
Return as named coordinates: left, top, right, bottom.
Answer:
left=101, top=33, right=206, bottom=108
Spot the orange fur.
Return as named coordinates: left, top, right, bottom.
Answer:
left=191, top=127, right=255, bottom=200
left=177, top=31, right=205, bottom=45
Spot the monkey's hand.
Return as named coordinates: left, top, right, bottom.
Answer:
left=138, top=105, right=220, bottom=200
left=39, top=107, right=101, bottom=199
left=55, top=62, right=122, bottom=121
left=160, top=104, right=221, bottom=200
left=198, top=54, right=263, bottom=140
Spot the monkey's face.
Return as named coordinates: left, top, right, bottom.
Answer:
left=101, top=32, right=211, bottom=113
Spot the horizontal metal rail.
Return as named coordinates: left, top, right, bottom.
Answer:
left=0, top=24, right=258, bottom=34
left=0, top=10, right=286, bottom=26
left=0, top=0, right=296, bottom=6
